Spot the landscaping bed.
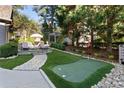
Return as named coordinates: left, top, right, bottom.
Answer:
left=0, top=41, right=18, bottom=58
left=0, top=54, right=33, bottom=70
left=42, top=49, right=114, bottom=88
left=64, top=46, right=118, bottom=63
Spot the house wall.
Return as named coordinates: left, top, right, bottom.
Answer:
left=0, top=5, right=12, bottom=46
left=0, top=6, right=12, bottom=21
left=0, top=22, right=8, bottom=46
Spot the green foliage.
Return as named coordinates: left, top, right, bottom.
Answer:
left=19, top=37, right=35, bottom=44
left=0, top=41, right=18, bottom=58
left=51, top=43, right=65, bottom=50
left=55, top=5, right=124, bottom=50
left=33, top=5, right=57, bottom=35
left=12, top=6, right=41, bottom=37
left=108, top=55, right=114, bottom=60
left=108, top=52, right=114, bottom=60
left=33, top=5, right=124, bottom=50
left=56, top=35, right=64, bottom=43
left=0, top=54, right=33, bottom=70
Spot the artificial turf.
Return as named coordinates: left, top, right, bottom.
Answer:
left=42, top=49, right=114, bottom=88
left=0, top=54, right=33, bottom=70
left=52, top=59, right=110, bottom=82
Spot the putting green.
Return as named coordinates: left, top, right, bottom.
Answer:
left=52, top=58, right=108, bottom=83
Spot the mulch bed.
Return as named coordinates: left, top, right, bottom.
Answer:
left=65, top=46, right=119, bottom=63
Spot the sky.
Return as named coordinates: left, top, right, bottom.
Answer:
left=18, top=5, right=40, bottom=22
left=18, top=5, right=58, bottom=27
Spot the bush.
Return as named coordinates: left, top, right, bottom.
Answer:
left=19, top=37, right=35, bottom=44
left=0, top=41, right=18, bottom=58
left=51, top=42, right=65, bottom=50
left=94, top=53, right=99, bottom=57
left=108, top=55, right=114, bottom=60
left=108, top=52, right=114, bottom=60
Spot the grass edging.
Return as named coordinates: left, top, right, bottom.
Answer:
left=39, top=69, right=56, bottom=88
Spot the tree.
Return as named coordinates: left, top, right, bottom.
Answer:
left=12, top=5, right=40, bottom=37
left=91, top=6, right=124, bottom=53
left=33, top=5, right=58, bottom=31
left=33, top=5, right=58, bottom=41
left=101, top=6, right=123, bottom=52
left=71, top=6, right=103, bottom=53
left=55, top=5, right=77, bottom=45
left=34, top=5, right=124, bottom=54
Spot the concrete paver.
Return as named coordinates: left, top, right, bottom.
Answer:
left=0, top=68, right=51, bottom=88
left=13, top=55, right=47, bottom=71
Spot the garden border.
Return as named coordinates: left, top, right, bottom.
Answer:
left=0, top=55, right=18, bottom=60
left=39, top=69, right=56, bottom=88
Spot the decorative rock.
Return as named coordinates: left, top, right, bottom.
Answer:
left=120, top=76, right=124, bottom=81
left=97, top=82, right=102, bottom=87
left=112, top=81, right=118, bottom=86
left=91, top=63, right=124, bottom=88
left=106, top=78, right=113, bottom=83
left=119, top=82, right=124, bottom=87
left=118, top=82, right=123, bottom=86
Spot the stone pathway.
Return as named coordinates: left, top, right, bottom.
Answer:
left=92, top=64, right=124, bottom=88
left=0, top=54, right=55, bottom=88
left=13, top=55, right=47, bottom=71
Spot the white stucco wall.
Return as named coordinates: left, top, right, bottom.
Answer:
left=0, top=22, right=7, bottom=46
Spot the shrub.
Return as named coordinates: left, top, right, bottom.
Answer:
left=94, top=53, right=99, bottom=57
left=51, top=42, right=65, bottom=50
left=19, top=37, right=35, bottom=44
left=108, top=55, right=114, bottom=60
left=56, top=35, right=64, bottom=43
left=0, top=41, right=18, bottom=58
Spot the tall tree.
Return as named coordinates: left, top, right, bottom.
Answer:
left=96, top=6, right=124, bottom=52
left=12, top=5, right=40, bottom=37
left=33, top=5, right=58, bottom=41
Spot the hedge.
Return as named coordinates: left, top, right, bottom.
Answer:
left=51, top=42, right=65, bottom=50
left=0, top=41, right=18, bottom=58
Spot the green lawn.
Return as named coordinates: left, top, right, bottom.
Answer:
left=0, top=54, right=33, bottom=70
left=42, top=49, right=114, bottom=88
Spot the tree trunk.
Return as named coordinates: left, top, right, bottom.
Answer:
left=107, top=27, right=112, bottom=52
left=51, top=6, right=55, bottom=33
left=76, top=36, right=79, bottom=47
left=90, top=29, right=94, bottom=56
left=106, top=15, right=113, bottom=53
